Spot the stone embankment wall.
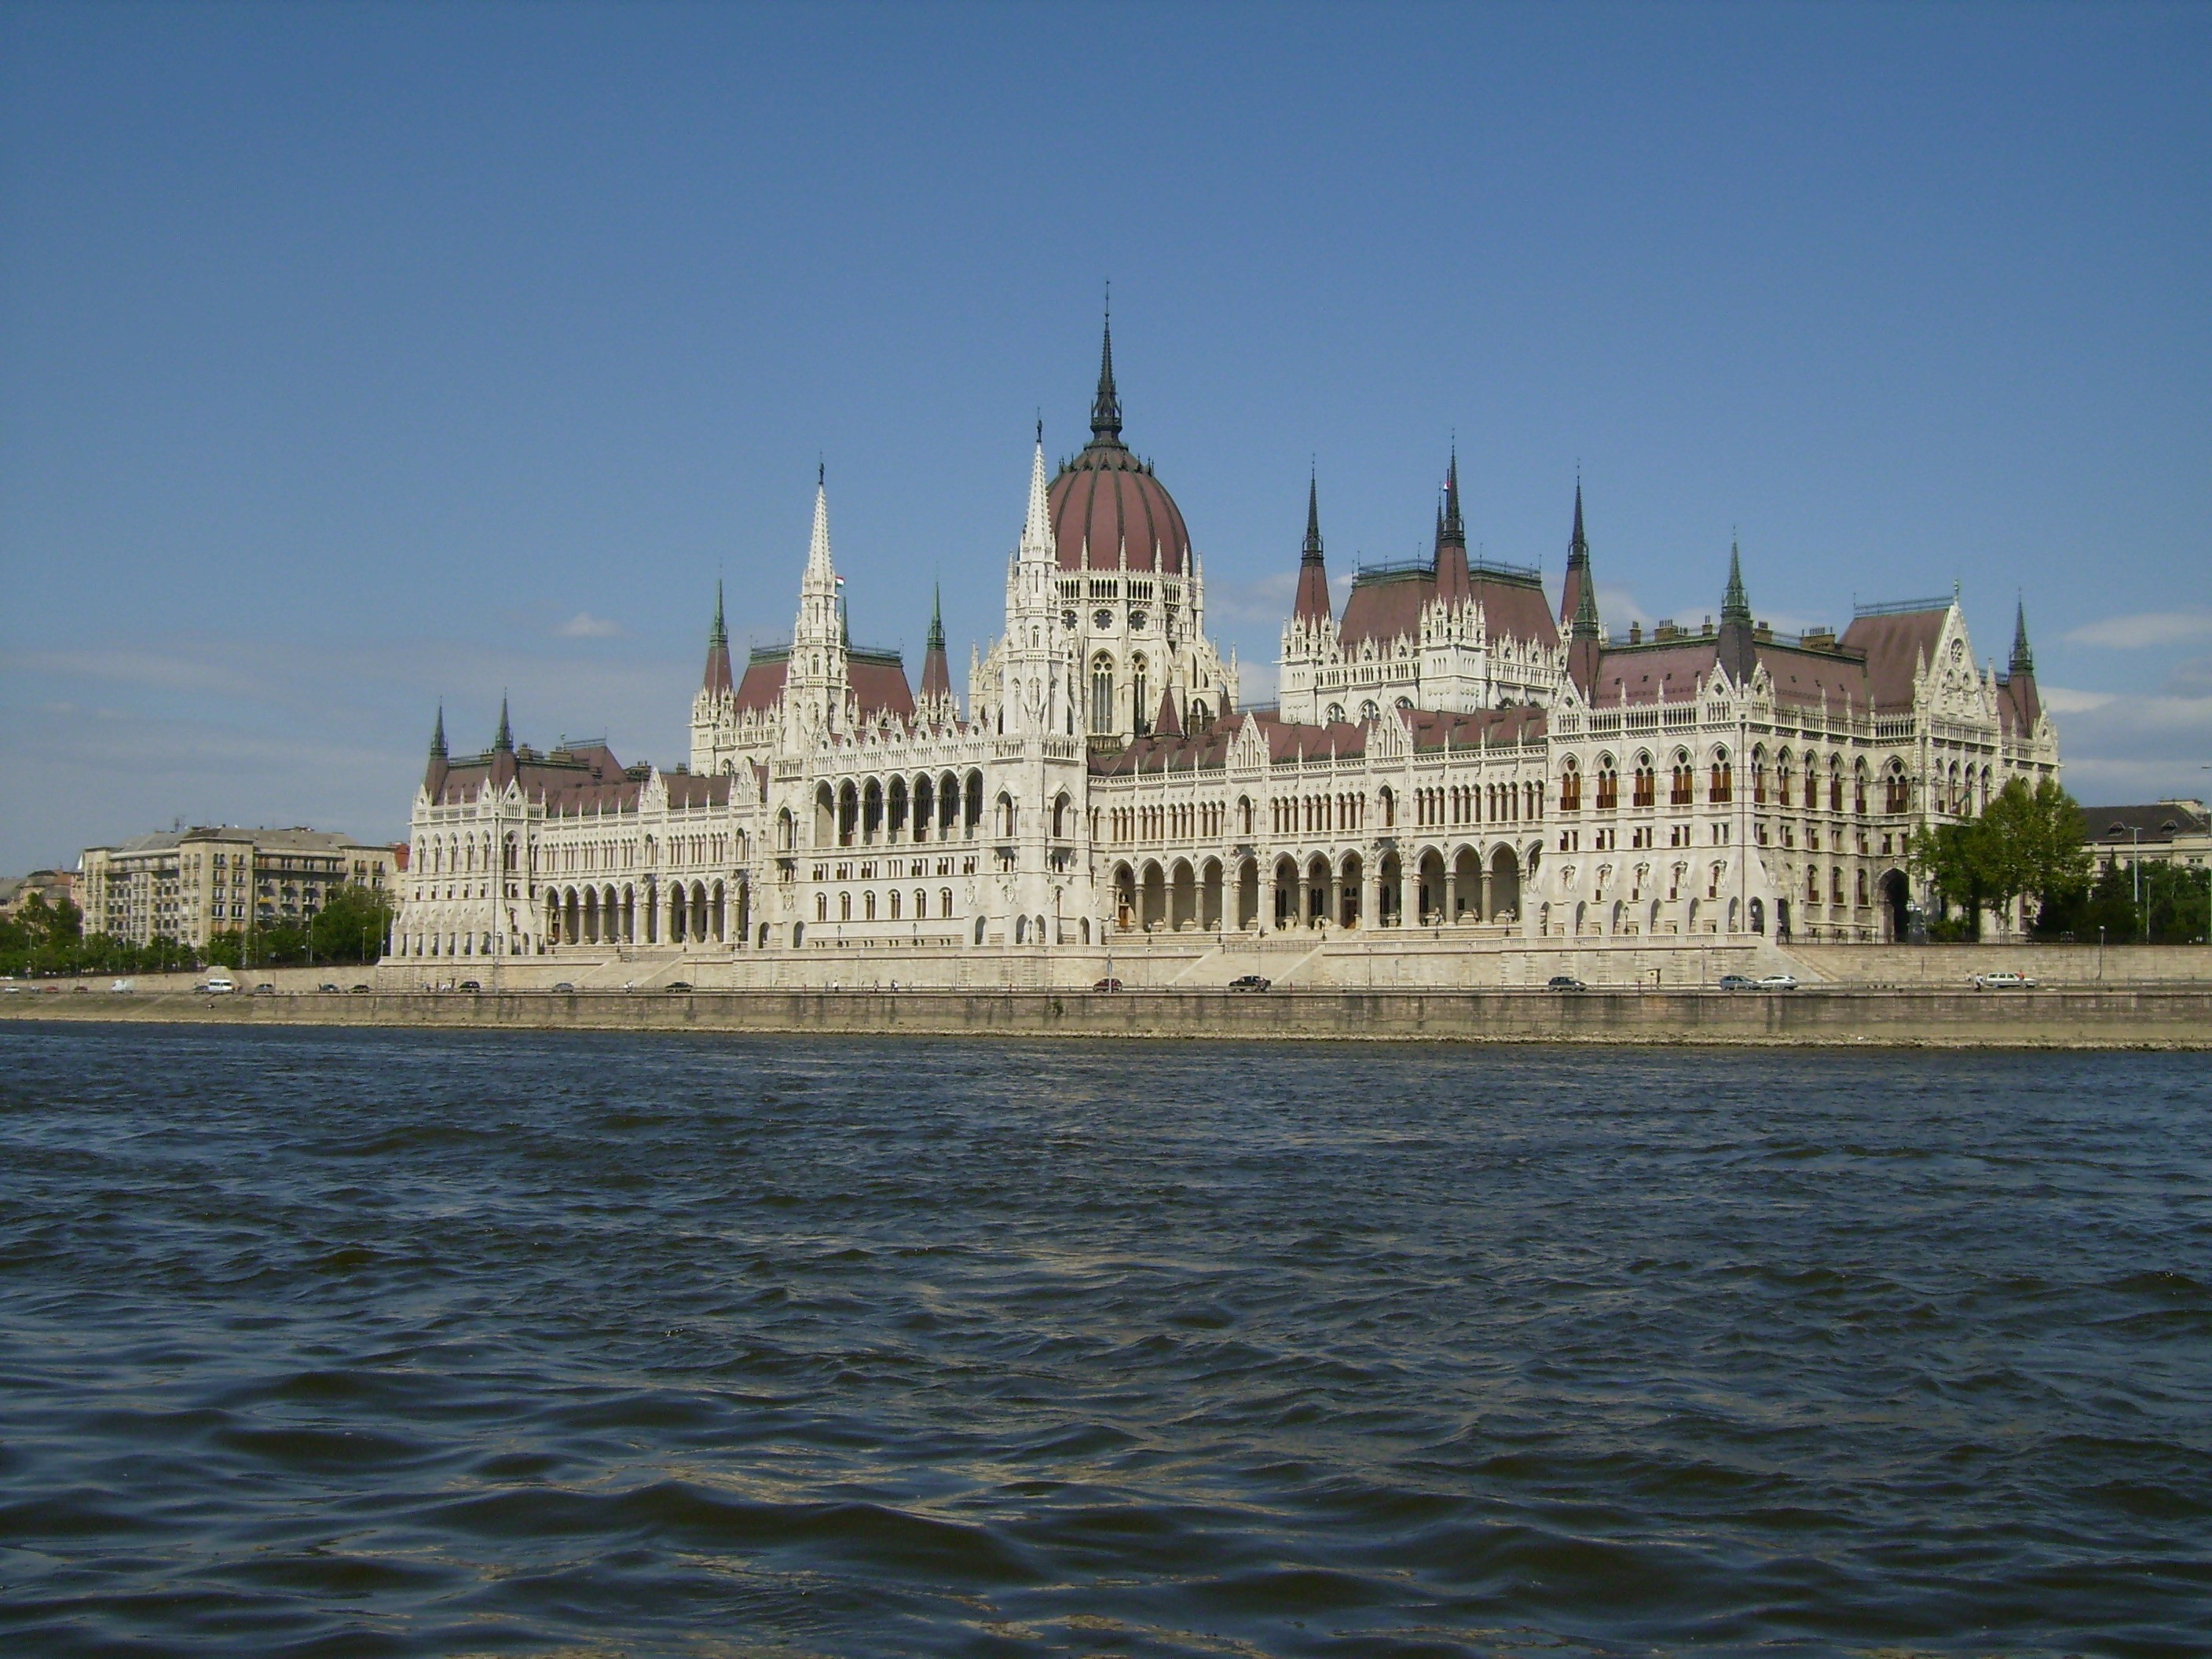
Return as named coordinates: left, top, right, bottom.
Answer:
left=7, top=984, right=2207, bottom=1047
left=1787, top=943, right=2211, bottom=986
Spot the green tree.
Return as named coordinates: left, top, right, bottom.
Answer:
left=1913, top=777, right=2086, bottom=939
left=309, top=884, right=394, bottom=965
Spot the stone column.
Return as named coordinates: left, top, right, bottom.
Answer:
left=1258, top=865, right=1276, bottom=934
left=1362, top=859, right=1382, bottom=932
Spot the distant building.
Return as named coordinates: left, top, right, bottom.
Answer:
left=0, top=869, right=75, bottom=920
left=76, top=827, right=400, bottom=949
left=2079, top=800, right=2210, bottom=876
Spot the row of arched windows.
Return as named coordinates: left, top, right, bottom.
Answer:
left=815, top=888, right=957, bottom=923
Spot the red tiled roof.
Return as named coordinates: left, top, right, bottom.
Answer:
left=1838, top=608, right=1946, bottom=709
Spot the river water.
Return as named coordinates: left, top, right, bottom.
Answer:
left=1, top=1024, right=2207, bottom=1656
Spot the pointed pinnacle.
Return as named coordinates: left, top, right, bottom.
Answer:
left=495, top=694, right=513, bottom=752
left=430, top=703, right=446, bottom=758
left=2011, top=599, right=2034, bottom=675
left=1303, top=471, right=1323, bottom=559
left=1722, top=538, right=1751, bottom=625
left=928, top=582, right=945, bottom=651
left=1090, top=306, right=1122, bottom=441
left=710, top=579, right=728, bottom=646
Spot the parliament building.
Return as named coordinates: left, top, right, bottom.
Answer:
left=390, top=323, right=2060, bottom=985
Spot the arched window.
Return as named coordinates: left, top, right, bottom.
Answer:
left=839, top=892, right=852, bottom=921
left=1829, top=756, right=1844, bottom=814
left=815, top=893, right=828, bottom=921
left=1709, top=749, right=1733, bottom=804
left=1325, top=703, right=1346, bottom=724
left=1632, top=754, right=1656, bottom=808
left=1131, top=656, right=1150, bottom=734
left=863, top=891, right=877, bottom=920
left=1670, top=750, right=1694, bottom=805
left=1360, top=699, right=1379, bottom=723
left=1596, top=756, right=1619, bottom=811
left=1558, top=760, right=1581, bottom=812
left=1090, top=654, right=1115, bottom=734
left=939, top=888, right=953, bottom=918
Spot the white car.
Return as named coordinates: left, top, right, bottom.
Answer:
left=108, top=979, right=136, bottom=994
left=1755, top=973, right=1800, bottom=991
left=1972, top=971, right=2037, bottom=991
left=199, top=974, right=237, bottom=994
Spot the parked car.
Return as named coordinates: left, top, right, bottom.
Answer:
left=108, top=979, right=136, bottom=994
left=1547, top=974, right=1587, bottom=991
left=349, top=983, right=372, bottom=993
left=665, top=980, right=694, bottom=993
left=251, top=983, right=278, bottom=997
left=1228, top=974, right=1272, bottom=992
left=1972, top=971, right=2037, bottom=991
left=200, top=975, right=236, bottom=995
left=1092, top=976, right=1124, bottom=992
left=456, top=980, right=482, bottom=993
left=1716, top=974, right=1756, bottom=991
left=1755, top=973, right=1800, bottom=991
left=550, top=981, right=577, bottom=994
left=317, top=982, right=340, bottom=994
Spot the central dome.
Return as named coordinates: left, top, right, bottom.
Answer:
left=1046, top=321, right=1192, bottom=576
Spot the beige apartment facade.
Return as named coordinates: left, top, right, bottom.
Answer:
left=77, top=827, right=400, bottom=950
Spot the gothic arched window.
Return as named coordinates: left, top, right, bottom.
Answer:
left=1091, top=655, right=1115, bottom=734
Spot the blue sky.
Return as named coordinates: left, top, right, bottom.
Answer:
left=3, top=1, right=2208, bottom=871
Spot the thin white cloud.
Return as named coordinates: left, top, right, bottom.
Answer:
left=555, top=611, right=624, bottom=639
left=2038, top=685, right=2116, bottom=715
left=2061, top=610, right=2212, bottom=649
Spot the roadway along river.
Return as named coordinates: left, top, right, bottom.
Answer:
left=2, top=1024, right=2207, bottom=1655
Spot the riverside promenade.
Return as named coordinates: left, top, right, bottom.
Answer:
left=7, top=982, right=2207, bottom=1047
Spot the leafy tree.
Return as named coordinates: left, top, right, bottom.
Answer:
left=309, top=884, right=394, bottom=964
left=1912, top=777, right=2087, bottom=939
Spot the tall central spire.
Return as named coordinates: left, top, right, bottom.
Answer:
left=1090, top=306, right=1122, bottom=444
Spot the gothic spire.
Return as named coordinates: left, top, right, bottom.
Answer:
left=805, top=466, right=833, bottom=584
left=1090, top=306, right=1122, bottom=444
left=494, top=694, right=513, bottom=753
left=1722, top=537, right=1751, bottom=626
left=1434, top=445, right=1470, bottom=604
left=1716, top=537, right=1757, bottom=682
left=1020, top=425, right=1053, bottom=557
left=2011, top=599, right=2034, bottom=676
left=1559, top=478, right=1591, bottom=629
left=1440, top=445, right=1465, bottom=548
left=423, top=704, right=449, bottom=797
left=701, top=580, right=734, bottom=696
left=918, top=583, right=952, bottom=711
left=1293, top=468, right=1332, bottom=628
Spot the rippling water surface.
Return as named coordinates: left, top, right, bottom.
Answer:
left=2, top=1024, right=2208, bottom=1656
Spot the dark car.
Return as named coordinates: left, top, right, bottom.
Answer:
left=1717, top=973, right=1756, bottom=991
left=317, top=982, right=340, bottom=994
left=1228, top=974, right=1272, bottom=992
left=1092, top=976, right=1124, bottom=992
left=665, top=980, right=694, bottom=993
left=349, top=983, right=372, bottom=993
left=1546, top=974, right=1587, bottom=991
left=456, top=980, right=482, bottom=993
left=251, top=983, right=278, bottom=997
left=550, top=981, right=577, bottom=994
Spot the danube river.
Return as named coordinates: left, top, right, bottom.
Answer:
left=2, top=1025, right=2206, bottom=1656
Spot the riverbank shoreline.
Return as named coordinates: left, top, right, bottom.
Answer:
left=6, top=985, right=2207, bottom=1048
